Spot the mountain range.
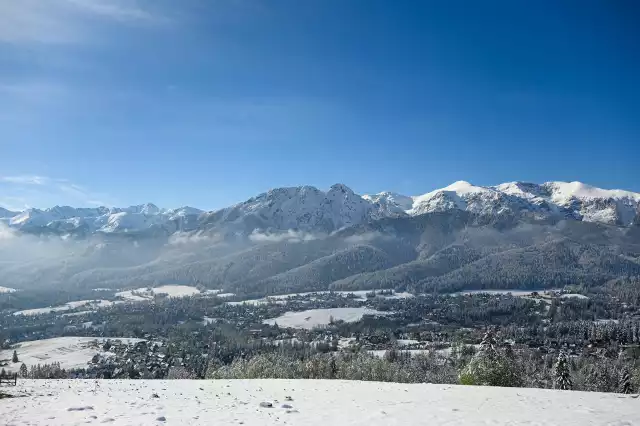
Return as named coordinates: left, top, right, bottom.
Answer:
left=1, top=180, right=639, bottom=296
left=2, top=180, right=639, bottom=237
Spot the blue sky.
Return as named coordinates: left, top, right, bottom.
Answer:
left=0, top=1, right=638, bottom=210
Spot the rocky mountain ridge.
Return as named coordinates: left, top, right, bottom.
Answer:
left=1, top=180, right=638, bottom=237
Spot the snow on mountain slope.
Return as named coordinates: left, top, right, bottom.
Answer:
left=201, top=184, right=384, bottom=233
left=410, top=181, right=505, bottom=215
left=362, top=191, right=413, bottom=216
left=403, top=180, right=640, bottom=225
left=1, top=181, right=638, bottom=237
left=2, top=379, right=638, bottom=426
left=0, top=206, right=17, bottom=218
left=496, top=181, right=640, bottom=225
left=5, top=204, right=203, bottom=235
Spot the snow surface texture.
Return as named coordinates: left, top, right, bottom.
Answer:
left=1, top=379, right=639, bottom=426
left=2, top=180, right=638, bottom=236
left=263, top=307, right=388, bottom=329
left=0, top=337, right=143, bottom=371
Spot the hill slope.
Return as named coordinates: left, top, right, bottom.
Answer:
left=2, top=379, right=638, bottom=425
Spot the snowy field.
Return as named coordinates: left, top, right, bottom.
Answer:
left=2, top=379, right=639, bottom=426
left=263, top=307, right=389, bottom=329
left=0, top=285, right=16, bottom=293
left=561, top=293, right=589, bottom=300
left=116, top=285, right=201, bottom=301
left=0, top=337, right=143, bottom=371
left=13, top=300, right=117, bottom=316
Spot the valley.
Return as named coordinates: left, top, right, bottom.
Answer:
left=1, top=180, right=640, bottom=394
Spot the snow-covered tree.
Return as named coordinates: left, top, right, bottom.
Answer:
left=553, top=351, right=572, bottom=390
left=12, top=350, right=18, bottom=363
left=479, top=328, right=498, bottom=357
left=19, top=363, right=28, bottom=378
left=459, top=329, right=521, bottom=387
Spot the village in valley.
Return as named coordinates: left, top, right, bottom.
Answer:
left=2, top=282, right=640, bottom=392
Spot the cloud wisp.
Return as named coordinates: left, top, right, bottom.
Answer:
left=0, top=175, right=116, bottom=210
left=0, top=0, right=171, bottom=45
left=249, top=229, right=320, bottom=243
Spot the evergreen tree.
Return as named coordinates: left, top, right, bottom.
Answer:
left=553, top=351, right=572, bottom=390
left=12, top=350, right=18, bottom=363
left=619, top=368, right=633, bottom=394
left=329, top=355, right=337, bottom=379
left=459, top=329, right=522, bottom=387
left=479, top=328, right=498, bottom=356
left=19, top=363, right=28, bottom=378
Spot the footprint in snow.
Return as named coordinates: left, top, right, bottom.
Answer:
left=67, top=406, right=94, bottom=411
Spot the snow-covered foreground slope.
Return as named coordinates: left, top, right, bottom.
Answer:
left=2, top=379, right=638, bottom=426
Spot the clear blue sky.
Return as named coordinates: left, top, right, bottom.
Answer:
left=1, top=1, right=638, bottom=210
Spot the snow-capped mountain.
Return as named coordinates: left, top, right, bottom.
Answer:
left=362, top=192, right=413, bottom=216
left=367, top=181, right=640, bottom=226
left=4, top=204, right=203, bottom=235
left=0, top=207, right=18, bottom=219
left=200, top=184, right=384, bottom=233
left=1, top=180, right=638, bottom=237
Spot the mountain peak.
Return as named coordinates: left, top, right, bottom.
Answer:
left=328, top=183, right=355, bottom=194
left=2, top=179, right=640, bottom=236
